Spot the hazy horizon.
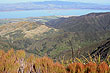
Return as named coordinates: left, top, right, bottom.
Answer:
left=0, top=0, right=110, bottom=4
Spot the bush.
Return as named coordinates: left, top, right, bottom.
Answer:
left=0, top=49, right=109, bottom=73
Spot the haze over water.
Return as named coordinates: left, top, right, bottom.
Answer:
left=0, top=9, right=110, bottom=19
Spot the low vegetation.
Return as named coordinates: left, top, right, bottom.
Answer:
left=0, top=49, right=110, bottom=73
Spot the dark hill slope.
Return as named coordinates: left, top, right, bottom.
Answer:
left=46, top=12, right=110, bottom=41
left=90, top=39, right=110, bottom=59
left=45, top=12, right=110, bottom=59
left=46, top=12, right=110, bottom=32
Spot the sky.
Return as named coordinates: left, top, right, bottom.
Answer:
left=0, top=0, right=109, bottom=4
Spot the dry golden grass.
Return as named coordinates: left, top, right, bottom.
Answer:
left=0, top=49, right=110, bottom=73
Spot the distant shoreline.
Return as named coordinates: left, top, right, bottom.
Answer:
left=0, top=8, right=110, bottom=12
left=0, top=9, right=110, bottom=19
left=0, top=1, right=110, bottom=12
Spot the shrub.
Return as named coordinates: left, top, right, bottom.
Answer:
left=67, top=62, right=85, bottom=73
left=85, top=62, right=97, bottom=73
left=97, top=61, right=109, bottom=73
left=0, top=49, right=110, bottom=73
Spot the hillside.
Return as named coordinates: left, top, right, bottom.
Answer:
left=46, top=12, right=110, bottom=40
left=0, top=1, right=110, bottom=11
left=0, top=12, right=110, bottom=59
left=0, top=21, right=58, bottom=38
left=0, top=16, right=60, bottom=25
left=46, top=12, right=110, bottom=32
left=45, top=12, right=110, bottom=59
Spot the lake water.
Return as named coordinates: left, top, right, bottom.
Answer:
left=0, top=9, right=110, bottom=19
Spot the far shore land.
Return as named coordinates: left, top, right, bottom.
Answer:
left=0, top=8, right=110, bottom=12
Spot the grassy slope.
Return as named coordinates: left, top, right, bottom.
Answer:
left=0, top=13, right=110, bottom=60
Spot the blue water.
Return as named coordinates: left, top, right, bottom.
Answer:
left=0, top=9, right=110, bottom=19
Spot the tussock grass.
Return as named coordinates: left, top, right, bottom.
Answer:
left=0, top=49, right=110, bottom=73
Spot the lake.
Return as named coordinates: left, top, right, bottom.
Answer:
left=0, top=9, right=110, bottom=19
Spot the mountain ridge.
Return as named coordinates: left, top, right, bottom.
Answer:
left=0, top=1, right=110, bottom=11
left=46, top=12, right=110, bottom=32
